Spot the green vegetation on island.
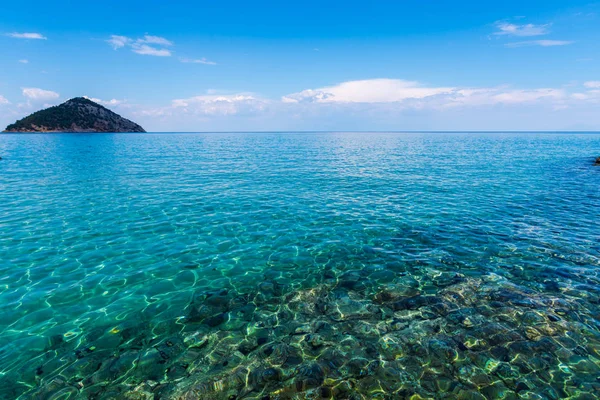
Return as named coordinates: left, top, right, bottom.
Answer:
left=3, top=97, right=145, bottom=133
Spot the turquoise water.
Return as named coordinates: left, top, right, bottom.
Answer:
left=0, top=132, right=599, bottom=399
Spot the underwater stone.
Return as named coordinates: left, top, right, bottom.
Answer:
left=432, top=271, right=464, bottom=287
left=456, top=389, right=487, bottom=400
left=258, top=281, right=276, bottom=295
left=262, top=343, right=289, bottom=365
left=332, top=380, right=354, bottom=398
left=305, top=334, right=325, bottom=348
left=330, top=297, right=371, bottom=321
left=524, top=326, right=543, bottom=341
left=204, top=312, right=228, bottom=327
left=378, top=335, right=404, bottom=360
left=428, top=338, right=458, bottom=363
left=294, top=363, right=325, bottom=391
left=13, top=272, right=600, bottom=399
left=377, top=364, right=412, bottom=392
left=480, top=381, right=514, bottom=399
left=521, top=311, right=545, bottom=325
left=48, top=334, right=64, bottom=349
left=343, top=357, right=370, bottom=376
left=391, top=295, right=441, bottom=311
left=373, top=283, right=420, bottom=303
left=221, top=314, right=247, bottom=331
left=312, top=350, right=343, bottom=377
left=237, top=338, right=258, bottom=355
left=132, top=350, right=166, bottom=381
left=184, top=332, right=209, bottom=349
left=249, top=367, right=282, bottom=388
left=166, top=363, right=189, bottom=380
left=313, top=320, right=334, bottom=335
left=337, top=271, right=367, bottom=290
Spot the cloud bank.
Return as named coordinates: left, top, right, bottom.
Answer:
left=124, top=78, right=600, bottom=131
left=281, top=79, right=565, bottom=108
left=3, top=79, right=600, bottom=132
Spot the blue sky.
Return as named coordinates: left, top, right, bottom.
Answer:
left=1, top=0, right=599, bottom=131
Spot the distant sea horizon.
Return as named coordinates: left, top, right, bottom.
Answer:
left=3, top=130, right=600, bottom=134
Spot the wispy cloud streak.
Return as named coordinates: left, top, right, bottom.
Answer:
left=179, top=57, right=217, bottom=65
left=107, top=34, right=173, bottom=56
left=505, top=40, right=573, bottom=48
left=6, top=32, right=47, bottom=40
left=494, top=22, right=550, bottom=37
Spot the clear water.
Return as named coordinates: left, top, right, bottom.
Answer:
left=0, top=132, right=599, bottom=399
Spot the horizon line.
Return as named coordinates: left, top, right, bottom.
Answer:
left=3, top=130, right=600, bottom=134
left=147, top=130, right=600, bottom=133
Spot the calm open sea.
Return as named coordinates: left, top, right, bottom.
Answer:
left=0, top=132, right=599, bottom=399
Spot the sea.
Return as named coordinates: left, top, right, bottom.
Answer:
left=0, top=132, right=599, bottom=399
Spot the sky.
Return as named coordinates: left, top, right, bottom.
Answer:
left=1, top=0, right=599, bottom=131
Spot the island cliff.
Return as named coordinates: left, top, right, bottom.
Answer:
left=3, top=97, right=145, bottom=133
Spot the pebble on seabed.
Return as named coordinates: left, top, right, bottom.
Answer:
left=19, top=270, right=600, bottom=400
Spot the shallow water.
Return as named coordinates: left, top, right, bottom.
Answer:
left=0, top=132, right=599, bottom=399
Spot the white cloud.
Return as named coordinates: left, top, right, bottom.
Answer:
left=107, top=35, right=131, bottom=49
left=83, top=96, right=123, bottom=106
left=6, top=32, right=47, bottom=40
left=22, top=88, right=59, bottom=101
left=505, top=40, right=573, bottom=48
left=137, top=93, right=268, bottom=118
left=117, top=78, right=600, bottom=131
left=132, top=79, right=579, bottom=132
left=494, top=22, right=550, bottom=37
left=571, top=88, right=600, bottom=102
left=571, top=93, right=588, bottom=100
left=584, top=81, right=600, bottom=88
left=18, top=59, right=29, bottom=64
left=282, top=79, right=455, bottom=104
left=0, top=95, right=9, bottom=105
left=108, top=34, right=172, bottom=56
left=131, top=43, right=172, bottom=57
left=282, top=79, right=567, bottom=109
left=138, top=35, right=173, bottom=46
left=180, top=57, right=217, bottom=65
left=171, top=94, right=267, bottom=115
left=447, top=88, right=564, bottom=107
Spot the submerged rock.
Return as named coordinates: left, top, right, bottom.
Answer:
left=19, top=272, right=600, bottom=400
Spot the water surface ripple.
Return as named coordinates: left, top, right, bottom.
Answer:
left=0, top=132, right=599, bottom=399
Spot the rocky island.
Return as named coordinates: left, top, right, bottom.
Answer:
left=3, top=97, right=145, bottom=133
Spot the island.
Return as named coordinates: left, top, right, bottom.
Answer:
left=3, top=97, right=145, bottom=133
